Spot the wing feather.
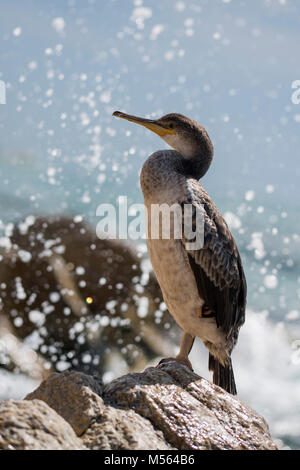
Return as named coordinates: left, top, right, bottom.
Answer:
left=181, top=181, right=247, bottom=340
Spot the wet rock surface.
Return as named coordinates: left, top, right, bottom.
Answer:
left=82, top=406, right=172, bottom=450
left=0, top=363, right=278, bottom=450
left=104, top=362, right=277, bottom=450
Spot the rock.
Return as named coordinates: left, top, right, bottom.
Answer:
left=0, top=399, right=84, bottom=450
left=82, top=407, right=172, bottom=450
left=25, top=370, right=171, bottom=449
left=104, top=362, right=277, bottom=450
left=23, top=363, right=277, bottom=450
left=0, top=215, right=174, bottom=378
left=25, top=371, right=103, bottom=436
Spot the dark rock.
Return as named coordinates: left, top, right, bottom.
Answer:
left=0, top=215, right=174, bottom=378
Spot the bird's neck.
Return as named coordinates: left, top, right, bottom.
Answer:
left=140, top=149, right=213, bottom=203
left=163, top=132, right=214, bottom=180
left=180, top=153, right=212, bottom=180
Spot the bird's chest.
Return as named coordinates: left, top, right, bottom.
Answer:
left=143, top=182, right=202, bottom=311
left=146, top=236, right=203, bottom=321
left=142, top=167, right=204, bottom=330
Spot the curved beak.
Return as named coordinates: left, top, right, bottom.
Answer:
left=113, top=111, right=175, bottom=137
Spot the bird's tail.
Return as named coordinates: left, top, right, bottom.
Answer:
left=208, top=353, right=237, bottom=395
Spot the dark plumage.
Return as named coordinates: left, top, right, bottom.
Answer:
left=181, top=183, right=247, bottom=394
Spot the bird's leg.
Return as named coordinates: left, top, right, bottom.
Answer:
left=158, top=332, right=195, bottom=371
left=175, top=332, right=195, bottom=370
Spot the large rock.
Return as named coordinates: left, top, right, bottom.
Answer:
left=0, top=399, right=84, bottom=450
left=0, top=215, right=173, bottom=377
left=104, top=363, right=277, bottom=450
left=21, top=363, right=277, bottom=451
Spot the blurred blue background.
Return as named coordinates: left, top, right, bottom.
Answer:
left=0, top=0, right=299, bottom=448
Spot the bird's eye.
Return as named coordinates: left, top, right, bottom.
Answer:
left=169, top=123, right=174, bottom=129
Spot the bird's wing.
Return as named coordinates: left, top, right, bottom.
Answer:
left=181, top=181, right=247, bottom=338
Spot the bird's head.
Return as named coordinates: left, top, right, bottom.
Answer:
left=113, top=111, right=214, bottom=163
